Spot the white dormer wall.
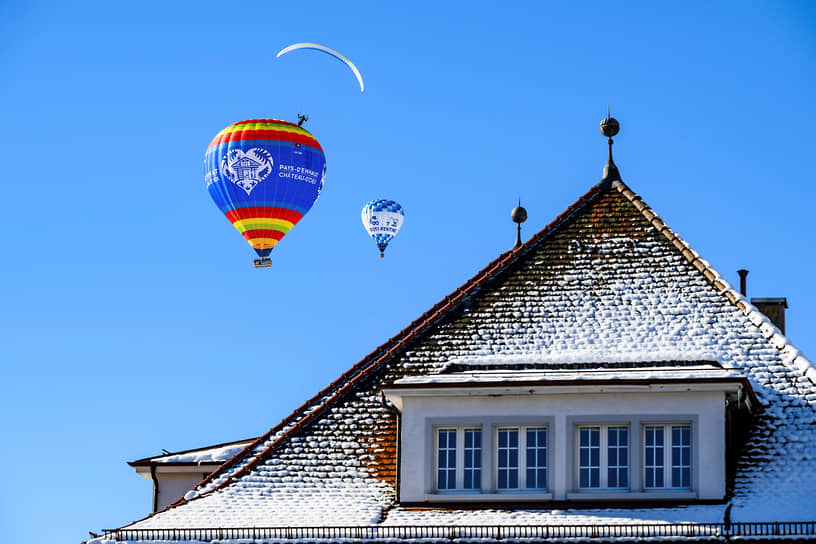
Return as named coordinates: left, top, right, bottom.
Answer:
left=134, top=465, right=219, bottom=511
left=388, top=386, right=731, bottom=503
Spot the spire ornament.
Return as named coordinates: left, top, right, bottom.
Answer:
left=511, top=198, right=527, bottom=250
left=600, top=110, right=621, bottom=184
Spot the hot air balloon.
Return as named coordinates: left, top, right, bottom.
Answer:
left=205, top=119, right=327, bottom=267
left=277, top=43, right=364, bottom=92
left=361, top=199, right=404, bottom=258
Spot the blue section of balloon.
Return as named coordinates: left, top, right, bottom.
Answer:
left=205, top=140, right=326, bottom=215
left=366, top=200, right=404, bottom=214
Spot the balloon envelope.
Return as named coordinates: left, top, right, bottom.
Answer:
left=277, top=43, right=364, bottom=92
left=361, top=199, right=404, bottom=256
left=205, top=119, right=326, bottom=258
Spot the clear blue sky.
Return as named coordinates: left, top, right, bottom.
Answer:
left=1, top=2, right=814, bottom=542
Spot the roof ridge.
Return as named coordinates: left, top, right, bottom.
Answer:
left=610, top=180, right=815, bottom=388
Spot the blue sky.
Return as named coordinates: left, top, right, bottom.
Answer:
left=1, top=2, right=814, bottom=542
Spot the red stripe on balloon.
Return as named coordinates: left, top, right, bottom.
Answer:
left=241, top=229, right=286, bottom=241
left=208, top=129, right=322, bottom=151
left=225, top=207, right=303, bottom=224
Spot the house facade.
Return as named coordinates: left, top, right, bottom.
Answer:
left=89, top=120, right=816, bottom=542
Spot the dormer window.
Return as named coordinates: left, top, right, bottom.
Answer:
left=644, top=424, right=691, bottom=489
left=433, top=424, right=550, bottom=495
left=577, top=425, right=629, bottom=490
left=435, top=427, right=481, bottom=491
left=497, top=426, right=548, bottom=491
left=383, top=365, right=753, bottom=504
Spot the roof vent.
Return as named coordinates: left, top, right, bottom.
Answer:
left=737, top=269, right=749, bottom=296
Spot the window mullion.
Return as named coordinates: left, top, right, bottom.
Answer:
left=518, top=427, right=526, bottom=489
left=456, top=427, right=465, bottom=490
left=599, top=425, right=608, bottom=488
left=663, top=424, right=671, bottom=490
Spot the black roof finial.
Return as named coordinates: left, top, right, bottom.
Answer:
left=599, top=110, right=621, bottom=184
left=511, top=198, right=527, bottom=250
left=297, top=113, right=309, bottom=127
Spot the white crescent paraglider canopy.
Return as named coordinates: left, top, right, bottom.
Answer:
left=276, top=43, right=364, bottom=92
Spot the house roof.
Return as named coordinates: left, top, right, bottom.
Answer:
left=92, top=159, right=816, bottom=541
left=386, top=364, right=755, bottom=396
left=128, top=438, right=257, bottom=468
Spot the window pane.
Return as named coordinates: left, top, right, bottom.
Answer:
left=437, top=429, right=456, bottom=490
left=497, top=428, right=519, bottom=489
left=671, top=425, right=691, bottom=488
left=579, top=427, right=600, bottom=489
left=645, top=426, right=664, bottom=488
left=463, top=429, right=481, bottom=490
left=607, top=427, right=628, bottom=489
left=526, top=428, right=547, bottom=490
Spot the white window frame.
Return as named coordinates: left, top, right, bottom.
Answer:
left=642, top=423, right=692, bottom=491
left=429, top=419, right=552, bottom=497
left=575, top=424, right=631, bottom=491
left=433, top=425, right=483, bottom=493
left=494, top=425, right=549, bottom=492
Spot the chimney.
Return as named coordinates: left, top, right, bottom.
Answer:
left=738, top=269, right=788, bottom=334
left=751, top=298, right=788, bottom=334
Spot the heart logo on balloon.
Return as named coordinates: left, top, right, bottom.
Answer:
left=220, top=148, right=274, bottom=195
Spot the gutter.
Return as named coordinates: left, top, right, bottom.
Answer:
left=150, top=462, right=159, bottom=513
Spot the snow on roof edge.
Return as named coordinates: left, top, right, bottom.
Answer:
left=128, top=438, right=257, bottom=466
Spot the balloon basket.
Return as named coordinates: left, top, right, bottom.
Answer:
left=253, top=258, right=272, bottom=268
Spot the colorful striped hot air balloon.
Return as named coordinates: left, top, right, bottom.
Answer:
left=205, top=119, right=326, bottom=267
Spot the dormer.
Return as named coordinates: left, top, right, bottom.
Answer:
left=383, top=364, right=755, bottom=505
left=129, top=439, right=254, bottom=512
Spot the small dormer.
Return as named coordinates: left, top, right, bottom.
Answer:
left=129, top=439, right=254, bottom=512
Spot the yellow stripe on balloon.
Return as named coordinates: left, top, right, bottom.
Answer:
left=231, top=218, right=294, bottom=233
left=248, top=238, right=280, bottom=249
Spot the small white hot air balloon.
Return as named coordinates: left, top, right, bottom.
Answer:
left=361, top=199, right=404, bottom=257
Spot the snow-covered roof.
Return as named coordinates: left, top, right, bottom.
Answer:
left=91, top=175, right=816, bottom=542
left=129, top=439, right=256, bottom=467
left=389, top=364, right=747, bottom=387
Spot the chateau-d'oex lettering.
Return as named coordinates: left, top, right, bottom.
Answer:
left=278, top=164, right=319, bottom=184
